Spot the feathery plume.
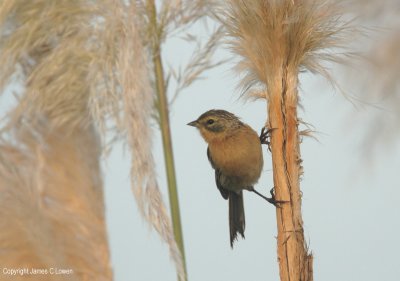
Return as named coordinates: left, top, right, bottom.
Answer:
left=220, top=0, right=350, bottom=99
left=0, top=121, right=112, bottom=281
left=0, top=0, right=184, bottom=279
left=111, top=2, right=185, bottom=279
left=0, top=1, right=116, bottom=279
left=345, top=0, right=400, bottom=151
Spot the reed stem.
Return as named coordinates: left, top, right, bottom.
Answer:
left=147, top=1, right=187, bottom=280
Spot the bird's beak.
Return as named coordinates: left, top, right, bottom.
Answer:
left=187, top=120, right=198, bottom=127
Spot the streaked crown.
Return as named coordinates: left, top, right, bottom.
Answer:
left=187, top=109, right=243, bottom=133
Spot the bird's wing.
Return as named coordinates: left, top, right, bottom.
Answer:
left=207, top=147, right=229, bottom=200
left=207, top=146, right=216, bottom=169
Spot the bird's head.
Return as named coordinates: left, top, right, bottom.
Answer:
left=187, top=109, right=243, bottom=143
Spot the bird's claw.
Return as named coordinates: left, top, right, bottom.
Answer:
left=260, top=127, right=276, bottom=152
left=268, top=187, right=289, bottom=208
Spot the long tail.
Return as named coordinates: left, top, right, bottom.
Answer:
left=229, top=191, right=245, bottom=247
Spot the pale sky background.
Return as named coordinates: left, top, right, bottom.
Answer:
left=104, top=24, right=400, bottom=281
left=0, top=12, right=398, bottom=281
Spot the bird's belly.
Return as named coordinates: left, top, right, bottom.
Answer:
left=210, top=140, right=263, bottom=191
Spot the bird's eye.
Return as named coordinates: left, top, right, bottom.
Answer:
left=206, top=119, right=215, bottom=125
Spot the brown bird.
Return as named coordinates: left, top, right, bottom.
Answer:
left=188, top=109, right=278, bottom=247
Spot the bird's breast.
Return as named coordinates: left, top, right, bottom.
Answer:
left=208, top=127, right=263, bottom=188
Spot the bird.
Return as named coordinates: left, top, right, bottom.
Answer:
left=188, top=109, right=279, bottom=247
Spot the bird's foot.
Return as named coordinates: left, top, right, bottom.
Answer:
left=267, top=187, right=289, bottom=207
left=259, top=127, right=276, bottom=152
left=249, top=186, right=289, bottom=207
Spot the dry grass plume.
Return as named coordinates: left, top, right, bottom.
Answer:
left=0, top=0, right=184, bottom=279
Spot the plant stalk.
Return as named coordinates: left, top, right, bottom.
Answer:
left=147, top=1, right=187, bottom=280
left=268, top=68, right=313, bottom=281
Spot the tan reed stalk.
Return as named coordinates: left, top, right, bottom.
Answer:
left=219, top=1, right=350, bottom=280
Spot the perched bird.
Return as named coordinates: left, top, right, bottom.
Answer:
left=188, top=109, right=277, bottom=247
